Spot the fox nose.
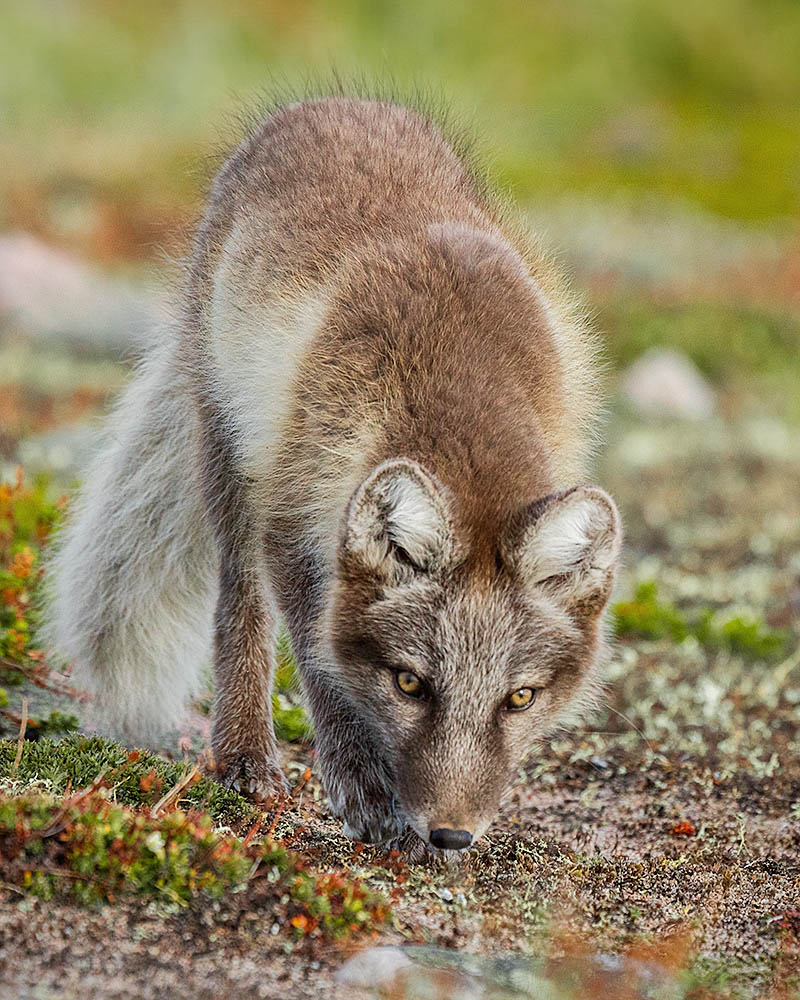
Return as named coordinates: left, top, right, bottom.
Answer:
left=429, top=827, right=472, bottom=850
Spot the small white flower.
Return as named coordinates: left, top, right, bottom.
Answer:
left=145, top=831, right=166, bottom=857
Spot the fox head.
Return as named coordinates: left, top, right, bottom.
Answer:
left=328, top=458, right=622, bottom=850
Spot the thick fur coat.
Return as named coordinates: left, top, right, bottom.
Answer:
left=45, top=96, right=622, bottom=848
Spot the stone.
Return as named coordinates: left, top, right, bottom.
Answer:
left=0, top=232, right=164, bottom=360
left=621, top=347, right=717, bottom=420
left=333, top=947, right=413, bottom=989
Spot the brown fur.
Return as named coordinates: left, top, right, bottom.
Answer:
left=53, top=95, right=621, bottom=848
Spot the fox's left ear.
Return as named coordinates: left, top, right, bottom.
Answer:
left=504, top=486, right=622, bottom=611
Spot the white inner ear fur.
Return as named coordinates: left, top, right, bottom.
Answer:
left=342, top=459, right=454, bottom=578
left=517, top=487, right=621, bottom=601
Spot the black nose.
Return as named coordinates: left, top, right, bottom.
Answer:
left=429, top=828, right=472, bottom=850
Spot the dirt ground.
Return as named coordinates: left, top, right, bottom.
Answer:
left=1, top=408, right=798, bottom=1000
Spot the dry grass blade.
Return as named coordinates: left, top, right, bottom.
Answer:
left=10, top=696, right=28, bottom=779
left=38, top=770, right=110, bottom=839
left=150, top=765, right=200, bottom=817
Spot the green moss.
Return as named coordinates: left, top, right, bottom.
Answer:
left=694, top=612, right=789, bottom=661
left=613, top=581, right=789, bottom=661
left=0, top=786, right=391, bottom=934
left=0, top=734, right=255, bottom=827
left=613, top=581, right=688, bottom=643
left=0, top=790, right=254, bottom=905
left=272, top=632, right=311, bottom=743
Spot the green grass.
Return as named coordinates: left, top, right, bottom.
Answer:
left=1, top=0, right=798, bottom=230
left=0, top=734, right=255, bottom=826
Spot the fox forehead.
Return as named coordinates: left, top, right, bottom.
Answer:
left=361, top=577, right=582, bottom=690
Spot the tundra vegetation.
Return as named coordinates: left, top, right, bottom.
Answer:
left=0, top=1, right=799, bottom=998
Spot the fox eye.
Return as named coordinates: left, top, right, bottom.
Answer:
left=505, top=687, right=536, bottom=712
left=394, top=669, right=425, bottom=699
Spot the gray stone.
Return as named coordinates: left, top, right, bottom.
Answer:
left=0, top=232, right=164, bottom=360
left=621, top=347, right=717, bottom=420
left=334, top=947, right=414, bottom=989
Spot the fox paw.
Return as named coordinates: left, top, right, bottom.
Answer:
left=342, top=808, right=406, bottom=845
left=213, top=749, right=289, bottom=803
left=329, top=789, right=405, bottom=844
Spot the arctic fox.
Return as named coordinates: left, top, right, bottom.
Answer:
left=45, top=96, right=622, bottom=850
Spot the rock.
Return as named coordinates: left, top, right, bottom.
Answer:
left=334, top=947, right=413, bottom=989
left=335, top=946, right=686, bottom=999
left=0, top=232, right=164, bottom=360
left=621, top=347, right=717, bottom=420
left=14, top=425, right=100, bottom=479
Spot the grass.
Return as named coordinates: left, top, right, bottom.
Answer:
left=0, top=734, right=255, bottom=826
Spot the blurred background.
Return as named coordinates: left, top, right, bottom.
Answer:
left=2, top=0, right=799, bottom=450
left=1, top=5, right=799, bottom=991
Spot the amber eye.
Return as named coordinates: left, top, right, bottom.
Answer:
left=505, top=687, right=536, bottom=712
left=394, top=670, right=425, bottom=699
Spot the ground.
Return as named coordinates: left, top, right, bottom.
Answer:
left=1, top=406, right=798, bottom=1000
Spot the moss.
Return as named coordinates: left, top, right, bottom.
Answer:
left=0, top=789, right=255, bottom=905
left=613, top=581, right=789, bottom=661
left=0, top=787, right=391, bottom=935
left=0, top=734, right=255, bottom=827
left=694, top=611, right=789, bottom=661
left=613, top=581, right=688, bottom=642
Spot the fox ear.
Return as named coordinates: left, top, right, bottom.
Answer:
left=505, top=486, right=622, bottom=611
left=340, top=459, right=456, bottom=583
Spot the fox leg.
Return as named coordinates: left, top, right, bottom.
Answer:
left=302, top=671, right=405, bottom=843
left=200, top=413, right=286, bottom=799
left=268, top=546, right=404, bottom=842
left=210, top=554, right=287, bottom=798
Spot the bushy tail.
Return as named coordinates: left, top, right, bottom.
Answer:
left=43, top=340, right=218, bottom=743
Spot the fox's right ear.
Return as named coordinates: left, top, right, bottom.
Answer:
left=339, top=459, right=457, bottom=584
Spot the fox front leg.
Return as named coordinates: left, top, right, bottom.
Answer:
left=303, top=671, right=406, bottom=843
left=210, top=557, right=289, bottom=800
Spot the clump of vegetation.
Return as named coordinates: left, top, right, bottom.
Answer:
left=0, top=786, right=390, bottom=937
left=0, top=734, right=255, bottom=827
left=0, top=788, right=255, bottom=905
left=0, top=470, right=60, bottom=695
left=613, top=581, right=689, bottom=643
left=693, top=610, right=789, bottom=661
left=613, top=581, right=789, bottom=660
